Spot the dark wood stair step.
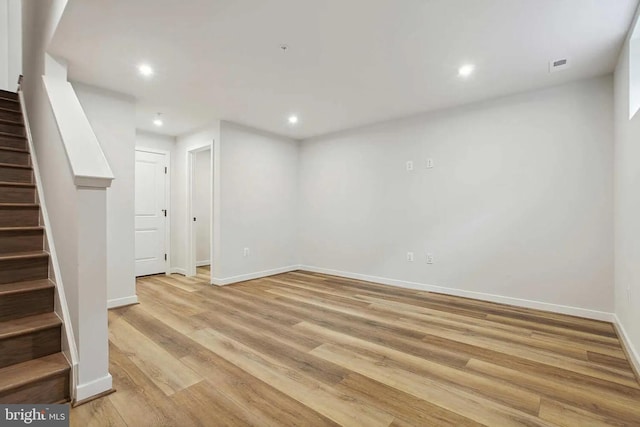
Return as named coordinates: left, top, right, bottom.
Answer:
left=0, top=203, right=40, bottom=227
left=0, top=312, right=62, bottom=369
left=0, top=133, right=26, bottom=151
left=0, top=147, right=30, bottom=167
left=0, top=163, right=32, bottom=184
left=0, top=353, right=70, bottom=404
left=0, top=98, right=19, bottom=113
left=0, top=182, right=36, bottom=204
left=0, top=120, right=24, bottom=137
left=0, top=117, right=23, bottom=126
left=0, top=107, right=22, bottom=122
left=0, top=226, right=44, bottom=255
left=0, top=90, right=18, bottom=101
left=0, top=251, right=49, bottom=284
left=0, top=312, right=60, bottom=340
left=0, top=279, right=54, bottom=322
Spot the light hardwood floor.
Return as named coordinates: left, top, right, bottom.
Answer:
left=70, top=267, right=640, bottom=426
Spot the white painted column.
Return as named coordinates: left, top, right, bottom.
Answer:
left=75, top=186, right=112, bottom=401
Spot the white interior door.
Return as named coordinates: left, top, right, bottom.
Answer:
left=135, top=150, right=167, bottom=276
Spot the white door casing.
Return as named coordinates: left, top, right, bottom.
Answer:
left=135, top=149, right=168, bottom=276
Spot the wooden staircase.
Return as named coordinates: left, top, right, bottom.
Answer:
left=0, top=89, right=70, bottom=403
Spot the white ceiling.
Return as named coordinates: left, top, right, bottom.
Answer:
left=50, top=0, right=638, bottom=139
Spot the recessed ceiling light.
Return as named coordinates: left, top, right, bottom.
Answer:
left=138, top=64, right=154, bottom=77
left=153, top=113, right=163, bottom=127
left=288, top=115, right=299, bottom=124
left=458, top=64, right=475, bottom=78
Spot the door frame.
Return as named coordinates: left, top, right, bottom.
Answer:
left=135, top=147, right=171, bottom=276
left=186, top=143, right=213, bottom=278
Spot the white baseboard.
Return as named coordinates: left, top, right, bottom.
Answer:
left=107, top=295, right=139, bottom=309
left=170, top=268, right=187, bottom=276
left=196, top=260, right=210, bottom=267
left=212, top=265, right=301, bottom=286
left=75, top=373, right=113, bottom=402
left=299, top=265, right=614, bottom=322
left=613, top=314, right=640, bottom=379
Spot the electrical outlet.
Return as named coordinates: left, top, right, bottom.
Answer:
left=406, top=252, right=414, bottom=262
left=426, top=158, right=434, bottom=169
left=243, top=247, right=250, bottom=257
left=406, top=161, right=414, bottom=171
left=426, top=253, right=434, bottom=264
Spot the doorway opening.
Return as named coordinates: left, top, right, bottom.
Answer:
left=187, top=144, right=213, bottom=281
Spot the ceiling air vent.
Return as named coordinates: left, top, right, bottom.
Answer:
left=549, top=58, right=570, bottom=73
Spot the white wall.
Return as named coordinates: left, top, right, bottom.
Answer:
left=298, top=76, right=614, bottom=318
left=195, top=149, right=211, bottom=265
left=74, top=82, right=137, bottom=308
left=216, top=121, right=299, bottom=283
left=174, top=124, right=219, bottom=275
left=136, top=129, right=176, bottom=153
left=614, top=14, right=640, bottom=371
left=6, top=0, right=20, bottom=91
left=0, top=0, right=21, bottom=91
left=0, top=1, right=7, bottom=90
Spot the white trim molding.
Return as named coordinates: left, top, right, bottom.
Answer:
left=613, top=315, right=640, bottom=380
left=171, top=268, right=187, bottom=276
left=299, top=265, right=614, bottom=322
left=75, top=374, right=113, bottom=402
left=212, top=265, right=300, bottom=286
left=196, top=260, right=211, bottom=267
left=107, top=295, right=139, bottom=309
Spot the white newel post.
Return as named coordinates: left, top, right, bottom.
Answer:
left=75, top=186, right=112, bottom=401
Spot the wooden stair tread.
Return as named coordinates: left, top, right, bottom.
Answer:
left=0, top=90, right=18, bottom=98
left=0, top=251, right=48, bottom=261
left=0, top=147, right=28, bottom=154
left=0, top=279, right=53, bottom=295
left=0, top=96, right=19, bottom=103
left=0, top=181, right=35, bottom=187
left=0, top=132, right=25, bottom=140
left=0, top=163, right=31, bottom=170
left=0, top=226, right=43, bottom=232
left=0, top=353, right=69, bottom=394
left=0, top=312, right=60, bottom=340
left=0, top=106, right=19, bottom=114
left=0, top=203, right=39, bottom=208
left=0, top=118, right=22, bottom=126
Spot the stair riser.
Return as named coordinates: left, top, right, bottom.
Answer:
left=0, top=110, right=22, bottom=122
left=0, top=166, right=32, bottom=183
left=0, top=135, right=26, bottom=151
left=0, top=122, right=24, bottom=137
left=0, top=91, right=19, bottom=101
left=0, top=372, right=69, bottom=404
left=0, top=256, right=48, bottom=284
left=0, top=99, right=19, bottom=112
left=0, top=150, right=29, bottom=166
left=0, top=207, right=39, bottom=227
left=0, top=288, right=53, bottom=322
left=0, top=187, right=35, bottom=204
left=0, top=229, right=44, bottom=255
left=0, top=326, right=61, bottom=368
